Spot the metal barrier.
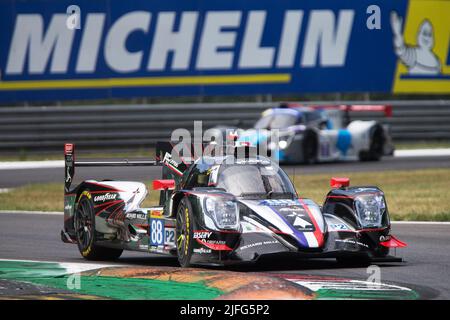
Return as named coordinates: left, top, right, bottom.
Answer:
left=0, top=101, right=449, bottom=153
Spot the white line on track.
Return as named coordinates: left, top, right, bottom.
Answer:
left=394, top=148, right=450, bottom=157
left=0, top=258, right=126, bottom=273
left=391, top=221, right=450, bottom=225
left=0, top=210, right=63, bottom=215
left=0, top=160, right=64, bottom=170
left=0, top=148, right=450, bottom=170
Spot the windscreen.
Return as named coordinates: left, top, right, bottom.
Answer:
left=216, top=163, right=296, bottom=199
left=254, top=113, right=299, bottom=129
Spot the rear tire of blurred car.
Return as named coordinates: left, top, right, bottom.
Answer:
left=302, top=132, right=318, bottom=164
left=176, top=197, right=194, bottom=268
left=74, top=191, right=123, bottom=261
left=359, top=125, right=384, bottom=161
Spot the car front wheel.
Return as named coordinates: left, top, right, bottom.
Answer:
left=176, top=197, right=194, bottom=267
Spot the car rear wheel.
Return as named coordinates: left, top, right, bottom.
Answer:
left=303, top=133, right=318, bottom=164
left=176, top=197, right=194, bottom=267
left=74, top=191, right=123, bottom=261
left=359, top=126, right=384, bottom=161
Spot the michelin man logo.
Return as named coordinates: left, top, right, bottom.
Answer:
left=391, top=11, right=441, bottom=75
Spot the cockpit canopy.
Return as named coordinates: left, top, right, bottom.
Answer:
left=183, top=156, right=297, bottom=199
left=254, top=107, right=327, bottom=130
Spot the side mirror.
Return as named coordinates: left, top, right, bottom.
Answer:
left=152, top=179, right=175, bottom=191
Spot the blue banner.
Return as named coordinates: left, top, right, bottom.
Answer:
left=0, top=0, right=448, bottom=103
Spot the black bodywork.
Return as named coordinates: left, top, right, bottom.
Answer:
left=62, top=142, right=405, bottom=266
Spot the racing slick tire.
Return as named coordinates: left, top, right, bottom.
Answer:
left=74, top=191, right=123, bottom=261
left=359, top=125, right=384, bottom=162
left=302, top=132, right=318, bottom=164
left=176, top=197, right=195, bottom=268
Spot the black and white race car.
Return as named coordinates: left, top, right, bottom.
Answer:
left=61, top=142, right=406, bottom=267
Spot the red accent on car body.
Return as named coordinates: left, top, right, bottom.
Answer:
left=298, top=198, right=325, bottom=247
left=152, top=179, right=175, bottom=191
left=64, top=143, right=73, bottom=155
left=380, top=235, right=407, bottom=248
left=330, top=177, right=350, bottom=188
left=346, top=105, right=393, bottom=117
left=196, top=239, right=233, bottom=251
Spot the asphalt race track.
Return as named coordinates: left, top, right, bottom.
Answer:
left=1, top=155, right=450, bottom=188
left=0, top=212, right=449, bottom=299
left=1, top=154, right=449, bottom=299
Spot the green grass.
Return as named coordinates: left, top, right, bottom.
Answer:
left=394, top=140, right=450, bottom=150
left=1, top=168, right=449, bottom=221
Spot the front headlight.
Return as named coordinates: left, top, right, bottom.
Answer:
left=354, top=195, right=386, bottom=228
left=278, top=140, right=288, bottom=149
left=204, top=197, right=239, bottom=230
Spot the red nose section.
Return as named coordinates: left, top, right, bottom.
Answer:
left=152, top=179, right=175, bottom=191
left=380, top=235, right=407, bottom=248
left=330, top=177, right=350, bottom=188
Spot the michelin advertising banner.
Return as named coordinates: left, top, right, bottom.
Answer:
left=0, top=0, right=449, bottom=103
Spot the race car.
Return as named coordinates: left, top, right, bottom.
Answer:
left=61, top=142, right=406, bottom=267
left=235, top=103, right=395, bottom=164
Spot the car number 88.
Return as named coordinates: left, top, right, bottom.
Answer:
left=150, top=219, right=164, bottom=245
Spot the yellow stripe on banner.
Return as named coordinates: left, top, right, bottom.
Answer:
left=0, top=74, right=291, bottom=90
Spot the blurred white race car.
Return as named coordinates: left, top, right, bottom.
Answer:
left=235, top=103, right=395, bottom=164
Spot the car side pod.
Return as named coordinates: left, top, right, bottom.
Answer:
left=380, top=235, right=408, bottom=248
left=330, top=177, right=350, bottom=188
left=152, top=179, right=175, bottom=191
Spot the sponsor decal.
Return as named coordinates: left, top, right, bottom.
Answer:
left=196, top=238, right=231, bottom=251
left=392, top=1, right=450, bottom=93
left=149, top=209, right=163, bottom=217
left=1, top=1, right=449, bottom=103
left=335, top=238, right=369, bottom=248
left=328, top=223, right=350, bottom=231
left=149, top=245, right=165, bottom=253
left=277, top=206, right=315, bottom=232
left=164, top=227, right=175, bottom=246
left=162, top=152, right=183, bottom=176
left=379, top=235, right=391, bottom=242
left=125, top=212, right=147, bottom=220
left=193, top=248, right=212, bottom=254
left=93, top=193, right=117, bottom=202
left=193, top=231, right=213, bottom=239
left=238, top=240, right=278, bottom=251
left=259, top=199, right=299, bottom=206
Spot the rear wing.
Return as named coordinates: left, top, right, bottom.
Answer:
left=282, top=103, right=393, bottom=117
left=64, top=142, right=246, bottom=192
left=64, top=143, right=160, bottom=192
left=339, top=105, right=393, bottom=117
